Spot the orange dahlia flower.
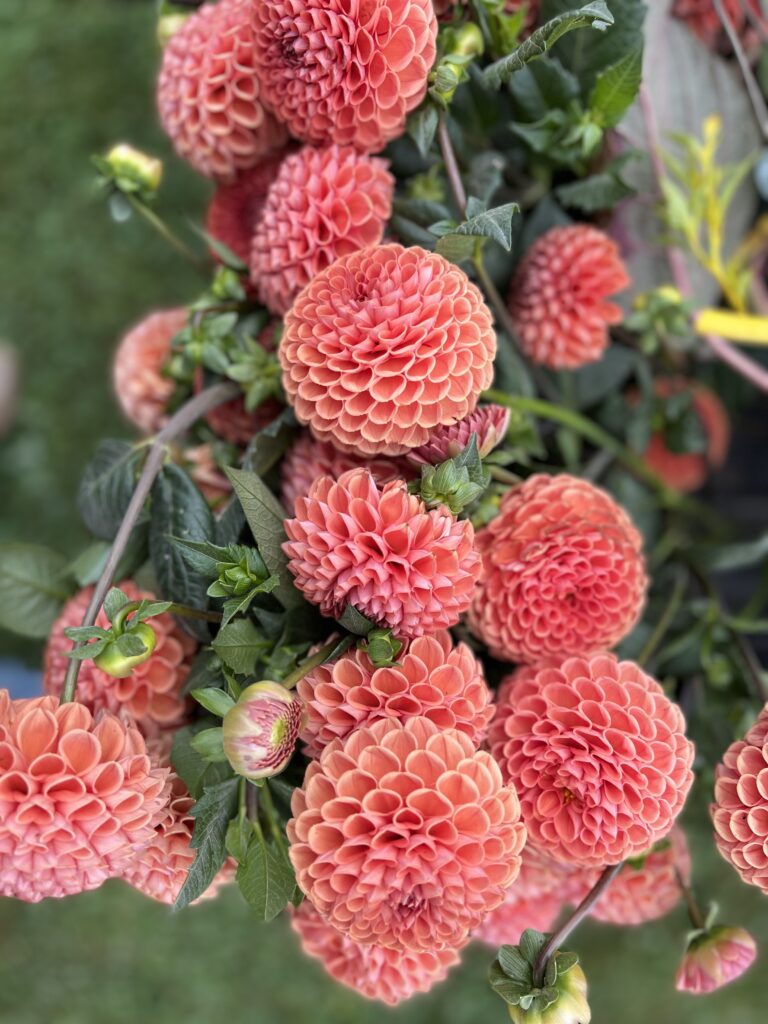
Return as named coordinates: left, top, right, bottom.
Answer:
left=206, top=153, right=287, bottom=264
left=288, top=716, right=526, bottom=951
left=468, top=474, right=648, bottom=663
left=113, top=308, right=186, bottom=434
left=280, top=243, right=496, bottom=456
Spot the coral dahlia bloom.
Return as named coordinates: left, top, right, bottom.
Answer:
left=711, top=705, right=768, bottom=894
left=157, top=0, right=286, bottom=181
left=288, top=716, right=526, bottom=951
left=468, top=474, right=648, bottom=663
left=675, top=926, right=757, bottom=995
left=283, top=469, right=481, bottom=638
left=280, top=244, right=496, bottom=456
left=0, top=693, right=169, bottom=902
left=206, top=153, right=286, bottom=264
left=292, top=901, right=462, bottom=1005
left=44, top=582, right=196, bottom=736
left=508, top=226, right=629, bottom=369
left=297, top=630, right=493, bottom=758
left=407, top=404, right=510, bottom=466
left=250, top=145, right=394, bottom=315
left=251, top=0, right=437, bottom=153
left=113, top=308, right=187, bottom=434
left=641, top=378, right=730, bottom=493
left=280, top=433, right=411, bottom=512
left=489, top=654, right=694, bottom=867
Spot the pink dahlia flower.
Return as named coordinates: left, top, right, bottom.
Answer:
left=508, top=225, right=629, bottom=369
left=113, top=308, right=186, bottom=434
left=489, top=654, right=694, bottom=867
left=157, top=0, right=286, bottom=181
left=288, top=716, right=526, bottom=951
left=292, top=901, right=462, bottom=1004
left=206, top=153, right=287, bottom=264
left=0, top=693, right=169, bottom=902
left=250, top=145, right=394, bottom=315
left=179, top=443, right=232, bottom=506
left=251, top=0, right=437, bottom=153
left=297, top=630, right=493, bottom=758
left=407, top=404, right=510, bottom=466
left=280, top=243, right=496, bottom=456
left=468, top=474, right=648, bottom=663
left=711, top=705, right=768, bottom=894
left=676, top=926, right=757, bottom=994
left=44, top=582, right=196, bottom=736
left=283, top=468, right=482, bottom=638
left=280, top=433, right=411, bottom=512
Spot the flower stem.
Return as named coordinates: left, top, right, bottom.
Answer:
left=637, top=569, right=688, bottom=668
left=59, top=381, right=239, bottom=704
left=437, top=113, right=467, bottom=215
left=676, top=868, right=707, bottom=931
left=533, top=863, right=623, bottom=987
left=281, top=634, right=356, bottom=690
left=126, top=193, right=208, bottom=273
left=168, top=603, right=223, bottom=624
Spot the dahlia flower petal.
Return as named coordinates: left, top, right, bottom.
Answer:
left=113, top=309, right=187, bottom=434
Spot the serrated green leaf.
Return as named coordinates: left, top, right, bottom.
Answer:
left=170, top=538, right=231, bottom=577
left=589, top=47, right=643, bottom=127
left=77, top=440, right=144, bottom=541
left=406, top=104, right=439, bottom=157
left=497, top=945, right=532, bottom=984
left=171, top=724, right=234, bottom=798
left=225, top=814, right=251, bottom=863
left=237, top=832, right=297, bottom=921
left=0, top=543, right=72, bottom=639
left=436, top=202, right=520, bottom=263
left=175, top=778, right=239, bottom=909
left=243, top=407, right=298, bottom=478
left=212, top=618, right=270, bottom=676
left=192, top=687, right=236, bottom=717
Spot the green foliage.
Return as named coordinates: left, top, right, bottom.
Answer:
left=433, top=199, right=519, bottom=262
left=236, top=829, right=298, bottom=922
left=212, top=618, right=271, bottom=677
left=413, top=435, right=491, bottom=515
left=175, top=778, right=239, bottom=909
left=78, top=440, right=144, bottom=541
left=357, top=628, right=404, bottom=668
left=0, top=543, right=72, bottom=639
left=171, top=724, right=234, bottom=799
left=489, top=930, right=581, bottom=1016
left=173, top=538, right=278, bottom=625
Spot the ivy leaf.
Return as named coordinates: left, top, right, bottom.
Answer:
left=589, top=47, right=643, bottom=128
left=0, top=543, right=72, bottom=639
left=237, top=831, right=298, bottom=922
left=171, top=725, right=234, bottom=799
left=77, top=440, right=144, bottom=540
left=175, top=778, right=239, bottom=909
left=406, top=104, right=439, bottom=157
left=212, top=618, right=271, bottom=676
left=435, top=202, right=520, bottom=263
left=483, top=1, right=614, bottom=90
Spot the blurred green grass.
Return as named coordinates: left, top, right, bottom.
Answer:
left=0, top=2, right=766, bottom=1022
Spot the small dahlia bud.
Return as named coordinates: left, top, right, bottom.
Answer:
left=490, top=933, right=591, bottom=1024
left=357, top=628, right=403, bottom=669
left=222, top=682, right=304, bottom=781
left=507, top=963, right=591, bottom=1024
left=675, top=926, right=757, bottom=995
left=93, top=624, right=158, bottom=679
left=451, top=22, right=485, bottom=58
left=408, top=405, right=510, bottom=466
left=103, top=143, right=163, bottom=197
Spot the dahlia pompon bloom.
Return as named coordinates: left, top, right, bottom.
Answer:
left=291, top=902, right=462, bottom=1005
left=0, top=693, right=169, bottom=902
left=711, top=705, right=768, bottom=894
left=407, top=404, right=510, bottom=466
left=113, top=308, right=187, bottom=434
left=280, top=433, right=411, bottom=512
left=508, top=225, right=629, bottom=369
left=206, top=153, right=286, bottom=264
left=157, top=0, right=286, bottom=181
left=297, top=630, right=493, bottom=758
left=283, top=468, right=482, bottom=638
left=222, top=681, right=305, bottom=781
left=675, top=926, right=757, bottom=995
left=489, top=654, right=694, bottom=867
left=468, top=474, right=648, bottom=663
left=288, top=716, right=527, bottom=951
left=250, top=145, right=394, bottom=315
left=44, top=582, right=196, bottom=735
left=280, top=244, right=496, bottom=456
left=251, top=0, right=437, bottom=153
left=641, top=379, right=730, bottom=493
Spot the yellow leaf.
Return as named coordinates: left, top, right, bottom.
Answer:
left=695, top=308, right=768, bottom=345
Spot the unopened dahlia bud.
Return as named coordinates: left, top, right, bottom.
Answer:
left=675, top=926, right=757, bottom=995
left=490, top=933, right=591, bottom=1024
left=357, top=629, right=403, bottom=669
left=93, top=624, right=158, bottom=679
left=222, top=681, right=304, bottom=781
left=104, top=144, right=163, bottom=197
left=507, top=963, right=590, bottom=1024
left=451, top=22, right=485, bottom=58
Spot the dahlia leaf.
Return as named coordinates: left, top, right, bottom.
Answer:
left=588, top=47, right=643, bottom=128
left=555, top=166, right=636, bottom=212
left=171, top=724, right=233, bottom=799
left=496, top=945, right=531, bottom=984
left=338, top=604, right=378, bottom=636
left=189, top=223, right=247, bottom=273
left=175, top=777, right=239, bottom=909
left=237, top=831, right=297, bottom=922
left=519, top=929, right=547, bottom=966
left=406, top=103, right=439, bottom=158
left=225, top=814, right=251, bottom=864
left=78, top=439, right=145, bottom=541
left=243, top=407, right=298, bottom=478
left=436, top=202, right=520, bottom=263
left=507, top=58, right=580, bottom=122
left=467, top=151, right=506, bottom=206
left=192, top=687, right=236, bottom=718
left=190, top=727, right=227, bottom=763
left=488, top=961, right=529, bottom=1004
left=0, top=543, right=72, bottom=639
left=215, top=497, right=246, bottom=547
left=103, top=586, right=131, bottom=623
left=114, top=632, right=148, bottom=657
left=483, top=2, right=614, bottom=90
left=212, top=619, right=271, bottom=676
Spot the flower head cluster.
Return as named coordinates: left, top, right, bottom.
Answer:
left=288, top=716, right=526, bottom=951
left=489, top=655, right=694, bottom=866
left=283, top=468, right=481, bottom=637
left=508, top=225, right=629, bottom=369
left=280, top=244, right=496, bottom=456
left=113, top=309, right=186, bottom=434
left=206, top=153, right=286, bottom=264
left=469, top=474, right=648, bottom=663
left=0, top=693, right=169, bottom=902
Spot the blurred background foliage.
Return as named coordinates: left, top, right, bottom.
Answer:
left=0, top=1, right=766, bottom=1022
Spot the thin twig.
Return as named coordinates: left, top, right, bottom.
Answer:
left=437, top=113, right=468, bottom=215
left=713, top=0, right=768, bottom=141
left=60, top=381, right=239, bottom=704
left=126, top=194, right=208, bottom=272
left=637, top=569, right=688, bottom=667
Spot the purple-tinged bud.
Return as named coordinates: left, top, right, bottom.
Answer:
left=675, top=926, right=757, bottom=995
left=222, top=681, right=305, bottom=781
left=407, top=405, right=510, bottom=466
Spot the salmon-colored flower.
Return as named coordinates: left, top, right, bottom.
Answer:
left=157, top=0, right=286, bottom=181
left=251, top=0, right=437, bottom=153
left=297, top=630, right=493, bottom=758
left=283, top=468, right=482, bottom=638
left=280, top=244, right=496, bottom=456
left=206, top=154, right=286, bottom=264
left=489, top=654, right=694, bottom=867
left=280, top=433, right=411, bottom=512
left=508, top=226, right=629, bottom=369
left=288, top=716, right=526, bottom=951
left=468, top=474, right=648, bottom=663
left=250, top=145, right=394, bottom=315
left=676, top=926, right=757, bottom=994
left=222, top=681, right=305, bottom=781
left=0, top=693, right=169, bottom=902
left=672, top=1, right=766, bottom=55
left=113, top=309, right=186, bottom=434
left=711, top=705, right=768, bottom=894
left=179, top=444, right=233, bottom=505
left=44, top=582, right=196, bottom=736
left=407, top=404, right=510, bottom=466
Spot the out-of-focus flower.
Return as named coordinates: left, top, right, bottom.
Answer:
left=288, top=716, right=527, bottom=951
left=489, top=654, right=695, bottom=867
left=675, top=926, right=757, bottom=994
left=194, top=367, right=282, bottom=446
left=407, top=404, right=510, bottom=466
left=113, top=308, right=187, bottom=434
left=280, top=243, right=496, bottom=456
left=672, top=1, right=767, bottom=58
left=435, top=1, right=540, bottom=35
left=508, top=226, right=629, bottom=369
left=222, top=681, right=305, bottom=781
left=206, top=154, right=286, bottom=265
left=468, top=474, right=648, bottom=663
left=102, top=143, right=163, bottom=198
left=283, top=468, right=481, bottom=637
left=179, top=444, right=233, bottom=506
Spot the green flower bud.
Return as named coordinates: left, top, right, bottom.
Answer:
left=157, top=13, right=189, bottom=48
left=451, top=22, right=484, bottom=59
left=430, top=61, right=462, bottom=107
left=507, top=964, right=590, bottom=1024
left=93, top=623, right=157, bottom=678
left=359, top=628, right=404, bottom=668
left=104, top=144, right=163, bottom=197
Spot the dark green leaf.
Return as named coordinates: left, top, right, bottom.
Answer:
left=567, top=347, right=638, bottom=409
left=215, top=499, right=246, bottom=547
left=171, top=724, right=234, bottom=798
left=406, top=104, right=439, bottom=157
left=103, top=586, right=131, bottom=623
left=589, top=47, right=643, bottom=127
left=508, top=58, right=580, bottom=121
left=189, top=223, right=247, bottom=272
left=691, top=534, right=768, bottom=572
left=77, top=440, right=143, bottom=541
left=555, top=168, right=635, bottom=211
left=242, top=407, right=298, bottom=478
left=554, top=950, right=579, bottom=974
left=192, top=687, right=236, bottom=717
left=175, top=778, right=239, bottom=909
left=171, top=537, right=230, bottom=578
left=183, top=649, right=226, bottom=696
left=519, top=929, right=547, bottom=965
left=0, top=543, right=71, bottom=639
left=225, top=814, right=251, bottom=863
left=436, top=202, right=520, bottom=263
left=388, top=214, right=438, bottom=248
left=190, top=727, right=228, bottom=762
left=488, top=961, right=529, bottom=1005
left=237, top=831, right=297, bottom=922
left=212, top=618, right=270, bottom=675
left=337, top=605, right=377, bottom=636
left=497, top=945, right=532, bottom=984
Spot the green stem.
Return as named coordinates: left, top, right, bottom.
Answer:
left=260, top=783, right=289, bottom=860
left=168, top=603, right=223, bottom=624
left=637, top=570, right=688, bottom=668
left=281, top=634, right=356, bottom=690
left=126, top=193, right=208, bottom=272
left=489, top=465, right=521, bottom=485
left=676, top=868, right=707, bottom=931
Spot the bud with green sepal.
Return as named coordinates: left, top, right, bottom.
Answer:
left=489, top=930, right=591, bottom=1024
left=411, top=434, right=491, bottom=515
left=429, top=23, right=485, bottom=108
left=222, top=681, right=306, bottom=781
left=624, top=286, right=693, bottom=356
left=358, top=628, right=404, bottom=668
left=171, top=539, right=279, bottom=625
left=93, top=144, right=163, bottom=204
